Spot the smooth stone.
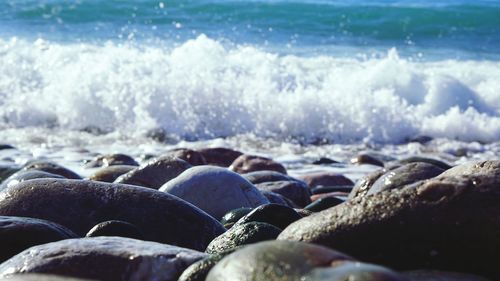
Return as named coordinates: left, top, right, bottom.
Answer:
left=255, top=180, right=310, bottom=207
left=160, top=166, right=269, bottom=220
left=350, top=153, right=386, bottom=167
left=205, top=222, right=281, bottom=254
left=166, top=149, right=207, bottom=166
left=88, top=165, right=136, bottom=183
left=0, top=145, right=15, bottom=150
left=304, top=196, right=345, bottom=212
left=206, top=240, right=354, bottom=281
left=22, top=161, right=81, bottom=179
left=437, top=160, right=500, bottom=178
left=84, top=154, right=138, bottom=168
left=310, top=192, right=349, bottom=202
left=234, top=203, right=302, bottom=230
left=0, top=237, right=207, bottom=281
left=0, top=165, right=20, bottom=183
left=304, top=262, right=407, bottom=281
left=220, top=208, right=253, bottom=228
left=404, top=270, right=490, bottom=281
left=85, top=220, right=144, bottom=240
left=197, top=147, right=242, bottom=167
left=115, top=156, right=192, bottom=189
left=395, top=157, right=452, bottom=170
left=311, top=186, right=353, bottom=195
left=0, top=179, right=225, bottom=251
left=279, top=173, right=500, bottom=278
left=348, top=168, right=389, bottom=199
left=178, top=247, right=241, bottom=281
left=0, top=170, right=65, bottom=190
left=295, top=208, right=313, bottom=217
left=298, top=172, right=354, bottom=188
left=0, top=274, right=94, bottom=281
left=312, top=157, right=340, bottom=165
left=367, top=162, right=445, bottom=196
left=407, top=135, right=434, bottom=144
left=0, top=216, right=78, bottom=263
left=229, top=155, right=287, bottom=174
left=243, top=170, right=299, bottom=185
left=261, top=190, right=298, bottom=208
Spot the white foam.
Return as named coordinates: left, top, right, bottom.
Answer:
left=1, top=35, right=500, bottom=143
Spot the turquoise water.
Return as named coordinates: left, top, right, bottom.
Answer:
left=2, top=0, right=500, bottom=58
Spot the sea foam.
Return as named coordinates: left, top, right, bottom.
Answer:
left=1, top=35, right=499, bottom=143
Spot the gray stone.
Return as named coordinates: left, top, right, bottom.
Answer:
left=304, top=263, right=407, bottom=281
left=160, top=166, right=269, bottom=219
left=22, top=161, right=81, bottom=179
left=0, top=170, right=65, bottom=191
left=255, top=180, right=310, bottom=207
left=0, top=237, right=207, bottom=281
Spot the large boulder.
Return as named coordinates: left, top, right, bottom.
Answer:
left=0, top=216, right=78, bottom=263
left=0, top=237, right=207, bottom=281
left=0, top=179, right=225, bottom=251
left=278, top=163, right=500, bottom=278
left=114, top=156, right=191, bottom=189
left=160, top=166, right=269, bottom=219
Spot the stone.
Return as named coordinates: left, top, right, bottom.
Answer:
left=260, top=190, right=298, bottom=208
left=178, top=248, right=241, bottom=281
left=229, top=155, right=287, bottom=174
left=205, top=240, right=353, bottom=281
left=350, top=153, right=386, bottom=167
left=0, top=237, right=207, bottom=281
left=0, top=165, right=20, bottom=184
left=86, top=220, right=144, bottom=240
left=84, top=154, right=138, bottom=168
left=0, top=216, right=78, bottom=263
left=395, top=157, right=452, bottom=170
left=0, top=179, right=225, bottom=251
left=312, top=157, right=340, bottom=165
left=166, top=149, right=207, bottom=166
left=348, top=168, right=388, bottom=199
left=205, top=222, right=281, bottom=254
left=298, top=172, right=354, bottom=188
left=403, top=270, right=490, bottom=281
left=243, top=170, right=299, bottom=185
left=0, top=274, right=93, bottom=281
left=437, top=160, right=500, bottom=178
left=304, top=262, right=407, bottom=281
left=196, top=147, right=242, bottom=167
left=0, top=145, right=15, bottom=150
left=407, top=135, right=433, bottom=144
left=22, top=161, right=81, bottom=179
left=0, top=170, right=65, bottom=191
left=366, top=162, right=445, bottom=196
left=115, top=156, right=192, bottom=189
left=234, top=203, right=302, bottom=230
left=88, top=165, right=136, bottom=183
left=160, top=166, right=269, bottom=219
left=311, top=186, right=353, bottom=194
left=255, top=180, right=310, bottom=207
left=220, top=208, right=253, bottom=229
left=305, top=196, right=345, bottom=212
left=310, top=192, right=349, bottom=202
left=278, top=172, right=500, bottom=279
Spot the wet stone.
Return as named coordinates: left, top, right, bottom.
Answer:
left=84, top=154, right=138, bottom=168
left=220, top=207, right=253, bottom=229
left=395, top=156, right=452, bottom=170
left=243, top=170, right=299, bottom=185
left=22, top=161, right=81, bottom=179
left=403, top=270, right=491, bottom=281
left=234, top=203, right=302, bottom=230
left=85, top=220, right=144, bottom=240
left=0, top=274, right=94, bottom=281
left=230, top=154, right=287, bottom=174
left=0, top=216, right=78, bottom=263
left=304, top=196, right=345, bottom=212
left=351, top=153, right=386, bottom=167
left=298, top=172, right=354, bottom=188
left=304, top=262, right=408, bottom=281
left=115, top=155, right=192, bottom=189
left=88, top=165, right=136, bottom=183
left=0, top=165, right=20, bottom=184
left=0, top=237, right=207, bottom=281
left=166, top=149, right=207, bottom=166
left=312, top=157, right=340, bottom=165
left=0, top=179, right=225, bottom=251
left=255, top=180, right=311, bottom=207
left=178, top=247, right=242, bottom=281
left=0, top=170, right=65, bottom=191
left=260, top=190, right=298, bottom=208
left=311, top=186, right=353, bottom=195
left=205, top=222, right=281, bottom=254
left=197, top=147, right=242, bottom=167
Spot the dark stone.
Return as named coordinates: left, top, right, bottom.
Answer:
left=166, top=149, right=207, bottom=166
left=160, top=166, right=269, bottom=220
left=178, top=247, right=241, bottom=281
left=305, top=263, right=407, bottom=281
left=0, top=165, right=20, bottom=184
left=88, top=165, right=136, bottom=183
left=260, top=190, right=298, bottom=208
left=0, top=216, right=78, bottom=263
left=0, top=170, right=65, bottom=191
left=312, top=157, right=340, bottom=165
left=403, top=270, right=490, bottom=281
left=366, top=162, right=445, bottom=196
left=348, top=168, right=388, bottom=199
left=114, top=156, right=191, bottom=189
left=243, top=170, right=299, bottom=185
left=256, top=180, right=311, bottom=207
left=350, top=153, right=386, bottom=167
left=230, top=155, right=287, bottom=174
left=84, top=154, right=138, bottom=168
left=311, top=192, right=349, bottom=202
left=220, top=208, right=253, bottom=228
left=395, top=157, right=452, bottom=170
left=206, top=240, right=354, bottom=281
left=0, top=145, right=15, bottom=150
left=279, top=167, right=500, bottom=279
left=0, top=274, right=93, bottom=281
left=298, top=172, right=354, bottom=188
left=22, top=161, right=81, bottom=179
left=235, top=204, right=302, bottom=230
left=311, top=186, right=353, bottom=195
left=0, top=237, right=207, bottom=281
left=205, top=222, right=282, bottom=254
left=407, top=135, right=433, bottom=144
left=0, top=179, right=225, bottom=251
left=197, top=147, right=242, bottom=167
left=85, top=220, right=144, bottom=240
left=304, top=196, right=345, bottom=212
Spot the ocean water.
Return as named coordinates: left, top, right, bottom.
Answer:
left=1, top=0, right=500, bottom=162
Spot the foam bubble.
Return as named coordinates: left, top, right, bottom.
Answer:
left=1, top=35, right=499, bottom=143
